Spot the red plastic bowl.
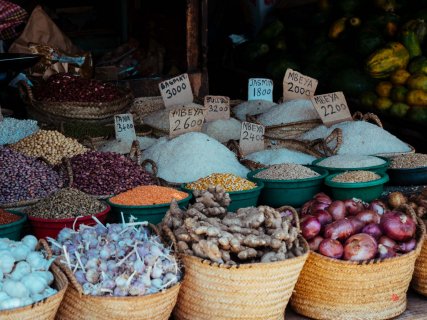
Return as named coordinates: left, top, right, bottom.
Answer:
left=27, top=205, right=111, bottom=239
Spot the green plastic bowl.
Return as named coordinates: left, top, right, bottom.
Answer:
left=312, top=156, right=390, bottom=175
left=247, top=166, right=329, bottom=207
left=0, top=210, right=27, bottom=240
left=387, top=166, right=427, bottom=186
left=324, top=172, right=389, bottom=202
left=181, top=182, right=264, bottom=212
left=107, top=193, right=192, bottom=224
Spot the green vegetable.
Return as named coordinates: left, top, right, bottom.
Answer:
left=390, top=103, right=410, bottom=117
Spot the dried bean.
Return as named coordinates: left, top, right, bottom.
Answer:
left=0, top=209, right=22, bottom=225
left=390, top=153, right=427, bottom=169
left=0, top=148, right=62, bottom=205
left=25, top=188, right=106, bottom=219
left=332, top=171, right=381, bottom=183
left=62, top=151, right=155, bottom=196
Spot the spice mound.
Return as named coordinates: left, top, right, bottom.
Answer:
left=64, top=151, right=155, bottom=196
left=186, top=173, right=256, bottom=192
left=34, top=73, right=124, bottom=103
left=110, top=185, right=188, bottom=206
left=332, top=171, right=381, bottom=183
left=0, top=209, right=22, bottom=225
left=25, top=188, right=106, bottom=219
left=0, top=148, right=63, bottom=205
left=0, top=117, right=39, bottom=145
left=254, top=163, right=320, bottom=180
left=10, top=129, right=87, bottom=165
left=390, top=153, right=427, bottom=169
left=318, top=155, right=386, bottom=168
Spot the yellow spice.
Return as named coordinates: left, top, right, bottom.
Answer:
left=186, top=173, right=256, bottom=192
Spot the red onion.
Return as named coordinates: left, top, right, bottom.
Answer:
left=380, top=211, right=416, bottom=241
left=308, top=236, right=324, bottom=251
left=379, top=236, right=397, bottom=249
left=348, top=217, right=365, bottom=233
left=324, top=219, right=355, bottom=240
left=313, top=210, right=333, bottom=226
left=301, top=200, right=314, bottom=216
left=377, top=244, right=397, bottom=259
left=356, top=210, right=380, bottom=225
left=310, top=201, right=330, bottom=214
left=368, top=200, right=387, bottom=216
left=314, top=193, right=332, bottom=205
left=397, top=239, right=417, bottom=253
left=362, top=223, right=383, bottom=240
left=327, top=200, right=346, bottom=221
left=301, top=215, right=321, bottom=240
left=319, top=239, right=343, bottom=259
left=344, top=199, right=365, bottom=215
left=343, top=233, right=378, bottom=261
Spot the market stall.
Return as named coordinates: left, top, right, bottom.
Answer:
left=2, top=0, right=427, bottom=319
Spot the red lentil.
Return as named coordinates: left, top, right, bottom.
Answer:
left=110, top=185, right=189, bottom=206
left=0, top=209, right=22, bottom=225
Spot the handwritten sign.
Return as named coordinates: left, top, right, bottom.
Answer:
left=311, top=91, right=352, bottom=127
left=204, top=95, right=230, bottom=122
left=169, top=107, right=206, bottom=138
left=283, top=69, right=318, bottom=101
left=114, top=113, right=136, bottom=142
left=159, top=73, right=193, bottom=108
left=239, top=122, right=265, bottom=156
left=248, top=78, right=273, bottom=102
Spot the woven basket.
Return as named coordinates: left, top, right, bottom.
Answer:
left=0, top=240, right=68, bottom=320
left=130, top=96, right=165, bottom=122
left=412, top=220, right=427, bottom=296
left=19, top=81, right=133, bottom=123
left=173, top=241, right=308, bottom=320
left=290, top=208, right=426, bottom=320
left=54, top=222, right=180, bottom=320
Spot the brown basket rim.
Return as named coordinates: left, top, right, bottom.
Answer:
left=180, top=235, right=310, bottom=270
left=309, top=216, right=426, bottom=266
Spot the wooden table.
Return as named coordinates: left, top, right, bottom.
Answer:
left=286, top=290, right=427, bottom=319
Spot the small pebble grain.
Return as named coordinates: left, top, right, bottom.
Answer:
left=332, top=171, right=381, bottom=183
left=390, top=153, right=427, bottom=169
left=254, top=163, right=320, bottom=180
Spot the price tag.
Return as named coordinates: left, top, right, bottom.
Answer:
left=283, top=69, right=318, bottom=101
left=311, top=91, right=352, bottom=127
left=114, top=113, right=136, bottom=142
left=204, top=95, right=230, bottom=122
left=239, top=121, right=265, bottom=156
left=248, top=78, right=273, bottom=102
left=169, top=107, right=206, bottom=138
left=159, top=73, right=193, bottom=108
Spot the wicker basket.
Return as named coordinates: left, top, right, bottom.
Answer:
left=56, top=263, right=180, bottom=320
left=290, top=209, right=426, bottom=320
left=19, top=81, right=133, bottom=124
left=173, top=241, right=308, bottom=320
left=0, top=240, right=68, bottom=320
left=412, top=220, right=427, bottom=296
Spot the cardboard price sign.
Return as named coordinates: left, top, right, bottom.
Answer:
left=248, top=78, right=273, bottom=102
left=239, top=122, right=265, bottom=156
left=169, top=107, right=206, bottom=138
left=283, top=69, right=318, bottom=101
left=159, top=73, right=193, bottom=108
left=114, top=113, right=136, bottom=142
left=204, top=95, right=230, bottom=122
left=311, top=91, right=352, bottom=127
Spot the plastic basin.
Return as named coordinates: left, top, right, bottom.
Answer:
left=0, top=210, right=27, bottom=240
left=27, top=205, right=111, bottom=239
left=312, top=156, right=390, bottom=175
left=107, top=193, right=192, bottom=224
left=387, top=167, right=427, bottom=186
left=181, top=182, right=264, bottom=212
left=247, top=166, right=329, bottom=207
left=324, top=172, right=389, bottom=202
